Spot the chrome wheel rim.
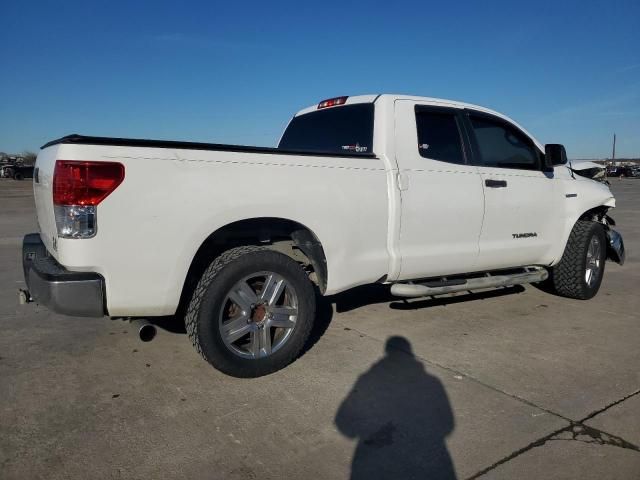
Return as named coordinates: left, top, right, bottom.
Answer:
left=585, top=236, right=602, bottom=287
left=219, top=271, right=298, bottom=359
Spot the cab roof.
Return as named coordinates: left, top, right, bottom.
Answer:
left=294, top=94, right=542, bottom=149
left=296, top=94, right=512, bottom=119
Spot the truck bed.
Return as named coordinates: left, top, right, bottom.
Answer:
left=42, top=134, right=377, bottom=159
left=32, top=135, right=390, bottom=316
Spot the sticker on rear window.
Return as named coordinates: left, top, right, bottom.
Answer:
left=341, top=143, right=368, bottom=153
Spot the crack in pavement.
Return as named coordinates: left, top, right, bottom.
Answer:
left=336, top=322, right=640, bottom=478
left=467, top=420, right=640, bottom=480
left=580, top=388, right=640, bottom=423
left=550, top=423, right=640, bottom=451
left=465, top=391, right=640, bottom=479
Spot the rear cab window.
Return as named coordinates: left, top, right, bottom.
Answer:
left=278, top=104, right=374, bottom=155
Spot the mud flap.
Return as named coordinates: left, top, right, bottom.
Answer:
left=606, top=228, right=625, bottom=265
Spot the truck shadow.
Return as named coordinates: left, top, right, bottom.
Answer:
left=331, top=283, right=525, bottom=313
left=335, top=336, right=457, bottom=479
left=302, top=284, right=524, bottom=356
left=152, top=284, right=525, bottom=356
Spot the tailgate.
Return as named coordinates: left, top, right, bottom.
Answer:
left=33, top=145, right=60, bottom=257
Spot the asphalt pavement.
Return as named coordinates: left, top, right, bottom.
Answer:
left=1, top=178, right=639, bottom=479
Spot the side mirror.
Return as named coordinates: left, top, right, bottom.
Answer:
left=544, top=144, right=568, bottom=170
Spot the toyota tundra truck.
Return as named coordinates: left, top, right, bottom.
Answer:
left=22, top=94, right=625, bottom=377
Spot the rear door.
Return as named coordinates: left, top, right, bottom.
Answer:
left=463, top=110, right=558, bottom=269
left=394, top=101, right=484, bottom=280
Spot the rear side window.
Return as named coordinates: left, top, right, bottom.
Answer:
left=278, top=104, right=374, bottom=155
left=415, top=109, right=465, bottom=164
left=469, top=115, right=539, bottom=170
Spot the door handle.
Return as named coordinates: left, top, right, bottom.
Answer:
left=485, top=179, right=507, bottom=188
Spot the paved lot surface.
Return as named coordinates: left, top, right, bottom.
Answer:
left=1, top=178, right=639, bottom=479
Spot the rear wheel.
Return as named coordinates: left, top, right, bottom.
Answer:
left=547, top=220, right=606, bottom=300
left=185, top=246, right=315, bottom=377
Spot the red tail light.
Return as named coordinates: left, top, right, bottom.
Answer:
left=318, top=96, right=348, bottom=109
left=53, top=161, right=125, bottom=206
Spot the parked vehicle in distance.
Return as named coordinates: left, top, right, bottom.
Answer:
left=22, top=94, right=626, bottom=377
left=1, top=164, right=34, bottom=180
left=606, top=165, right=637, bottom=177
left=1, top=165, right=16, bottom=178
left=628, top=166, right=640, bottom=177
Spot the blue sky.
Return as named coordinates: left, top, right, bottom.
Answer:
left=1, top=0, right=639, bottom=158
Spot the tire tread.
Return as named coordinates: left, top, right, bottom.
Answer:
left=185, top=245, right=265, bottom=358
left=549, top=220, right=605, bottom=300
left=184, top=245, right=315, bottom=377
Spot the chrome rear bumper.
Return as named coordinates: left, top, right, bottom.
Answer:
left=22, top=233, right=106, bottom=317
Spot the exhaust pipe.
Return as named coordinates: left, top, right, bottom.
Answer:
left=18, top=289, right=32, bottom=304
left=130, top=319, right=157, bottom=342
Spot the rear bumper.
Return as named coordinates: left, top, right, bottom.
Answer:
left=22, top=233, right=106, bottom=317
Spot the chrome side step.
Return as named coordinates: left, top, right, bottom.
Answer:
left=390, top=267, right=548, bottom=298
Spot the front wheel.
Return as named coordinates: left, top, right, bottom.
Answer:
left=185, top=246, right=316, bottom=377
left=547, top=220, right=606, bottom=300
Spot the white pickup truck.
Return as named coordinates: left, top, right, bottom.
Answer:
left=23, top=94, right=625, bottom=377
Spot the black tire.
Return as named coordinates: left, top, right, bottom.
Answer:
left=185, top=245, right=316, bottom=377
left=13, top=172, right=24, bottom=180
left=547, top=220, right=606, bottom=300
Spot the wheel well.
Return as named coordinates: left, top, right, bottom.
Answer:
left=579, top=206, right=610, bottom=223
left=176, top=218, right=327, bottom=317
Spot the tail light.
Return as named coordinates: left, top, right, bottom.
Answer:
left=53, top=160, right=124, bottom=238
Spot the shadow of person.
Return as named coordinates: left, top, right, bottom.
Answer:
left=335, top=336, right=457, bottom=480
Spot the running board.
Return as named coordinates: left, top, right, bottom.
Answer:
left=390, top=267, right=548, bottom=298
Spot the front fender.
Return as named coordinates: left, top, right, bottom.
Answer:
left=551, top=177, right=617, bottom=266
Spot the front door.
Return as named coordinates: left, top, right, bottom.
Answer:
left=463, top=111, right=558, bottom=270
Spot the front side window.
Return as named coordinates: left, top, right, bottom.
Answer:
left=278, top=104, right=374, bottom=155
left=469, top=115, right=539, bottom=170
left=415, top=109, right=465, bottom=164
